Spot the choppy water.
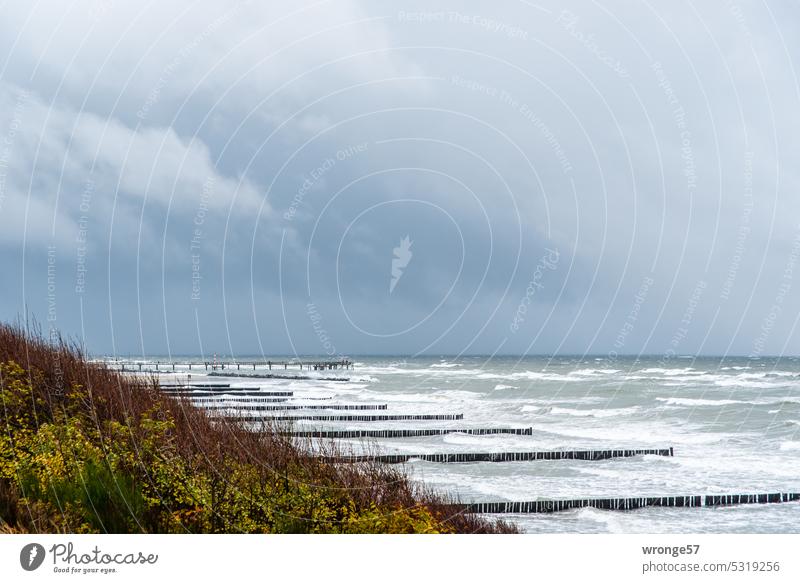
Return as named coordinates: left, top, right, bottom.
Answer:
left=136, top=355, right=800, bottom=533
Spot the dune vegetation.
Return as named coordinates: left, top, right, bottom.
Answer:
left=0, top=322, right=516, bottom=534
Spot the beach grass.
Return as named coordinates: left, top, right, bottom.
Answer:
left=0, top=321, right=516, bottom=533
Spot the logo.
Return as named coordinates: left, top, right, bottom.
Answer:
left=390, top=235, right=413, bottom=293
left=20, top=543, right=46, bottom=571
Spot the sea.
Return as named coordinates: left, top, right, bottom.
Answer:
left=123, top=355, right=800, bottom=533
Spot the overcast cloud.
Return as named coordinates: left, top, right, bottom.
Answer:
left=1, top=0, right=799, bottom=357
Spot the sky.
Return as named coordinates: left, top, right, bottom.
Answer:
left=1, top=0, right=799, bottom=358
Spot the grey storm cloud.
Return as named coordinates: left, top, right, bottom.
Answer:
left=1, top=0, right=799, bottom=357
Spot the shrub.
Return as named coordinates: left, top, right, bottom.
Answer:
left=0, top=322, right=516, bottom=533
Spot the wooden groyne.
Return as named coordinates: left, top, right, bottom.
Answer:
left=160, top=383, right=231, bottom=388
left=330, top=448, right=674, bottom=464
left=463, top=493, right=800, bottom=514
left=190, top=396, right=334, bottom=404
left=106, top=358, right=353, bottom=371
left=167, top=390, right=289, bottom=397
left=192, top=398, right=290, bottom=404
left=208, top=372, right=352, bottom=382
left=160, top=388, right=294, bottom=397
left=233, top=414, right=464, bottom=422
left=163, top=389, right=294, bottom=396
left=218, top=404, right=388, bottom=411
left=280, top=427, right=534, bottom=438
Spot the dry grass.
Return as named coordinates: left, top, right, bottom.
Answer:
left=0, top=321, right=517, bottom=533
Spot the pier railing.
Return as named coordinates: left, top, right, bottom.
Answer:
left=100, top=358, right=353, bottom=372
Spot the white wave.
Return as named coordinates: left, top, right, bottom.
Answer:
left=575, top=507, right=625, bottom=533
left=477, top=371, right=587, bottom=382
left=359, top=389, right=481, bottom=403
left=657, top=397, right=748, bottom=407
left=519, top=396, right=608, bottom=406
left=430, top=362, right=461, bottom=368
left=349, top=365, right=413, bottom=375
left=780, top=441, right=800, bottom=451
left=521, top=405, right=551, bottom=414
left=331, top=383, right=369, bottom=390
left=535, top=424, right=728, bottom=445
left=658, top=396, right=800, bottom=408
left=713, top=380, right=779, bottom=389
left=518, top=404, right=637, bottom=417
left=357, top=365, right=491, bottom=377
left=568, top=369, right=621, bottom=376
left=640, top=368, right=697, bottom=375
left=671, top=374, right=743, bottom=383
left=493, top=384, right=518, bottom=391
left=651, top=371, right=793, bottom=388
left=548, top=406, right=640, bottom=418
left=439, top=433, right=542, bottom=447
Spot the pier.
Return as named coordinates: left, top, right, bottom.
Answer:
left=103, top=358, right=353, bottom=372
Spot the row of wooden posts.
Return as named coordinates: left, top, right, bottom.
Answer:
left=277, top=427, right=534, bottom=438
left=245, top=414, right=464, bottom=422
left=161, top=388, right=294, bottom=397
left=463, top=493, right=800, bottom=514
left=330, top=448, right=674, bottom=464
left=191, top=396, right=334, bottom=404
left=226, top=403, right=388, bottom=411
